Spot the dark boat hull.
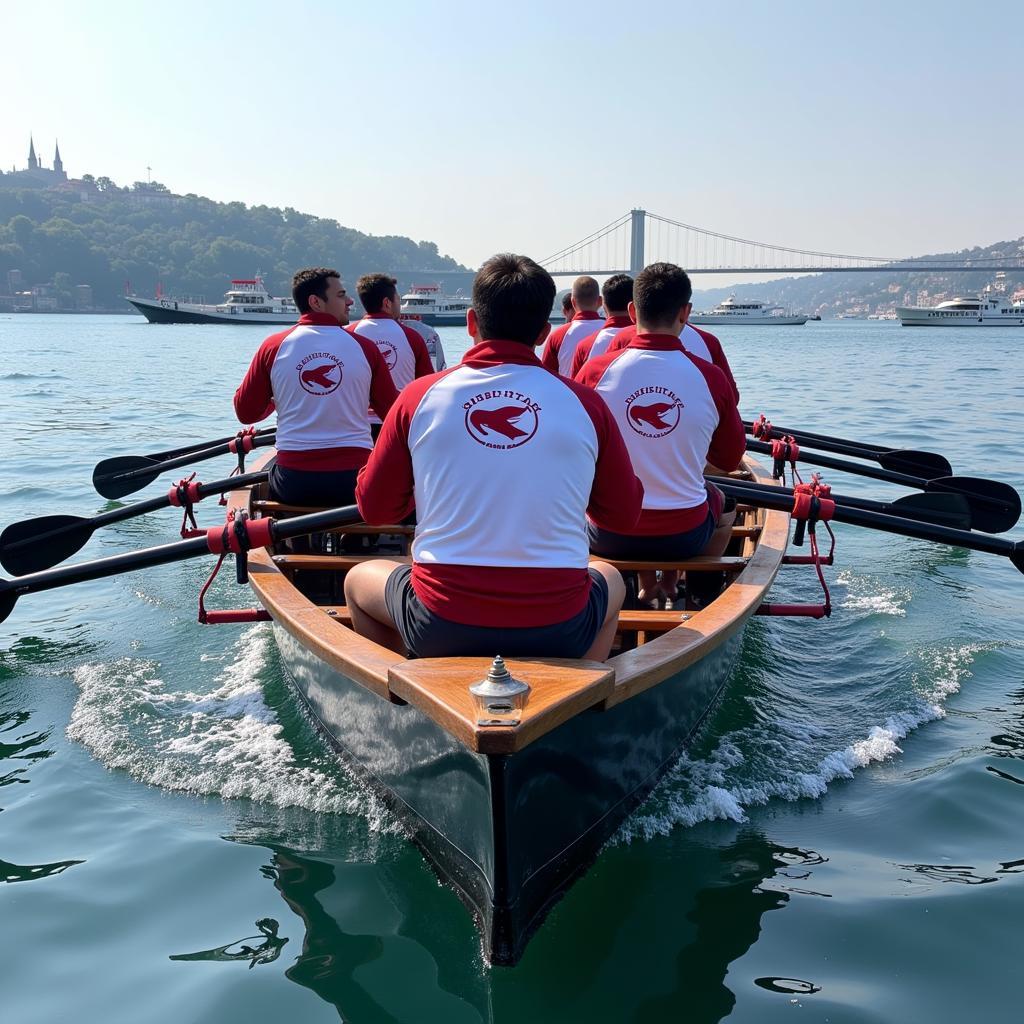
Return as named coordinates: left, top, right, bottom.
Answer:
left=271, top=617, right=746, bottom=965
left=125, top=297, right=294, bottom=325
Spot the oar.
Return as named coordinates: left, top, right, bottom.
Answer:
left=144, top=427, right=276, bottom=464
left=711, top=476, right=973, bottom=530
left=0, top=471, right=269, bottom=576
left=714, top=481, right=1024, bottom=574
left=93, top=434, right=276, bottom=500
left=0, top=504, right=363, bottom=625
left=744, top=438, right=1020, bottom=534
left=745, top=419, right=952, bottom=478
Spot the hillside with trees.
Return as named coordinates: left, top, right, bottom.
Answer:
left=0, top=176, right=469, bottom=309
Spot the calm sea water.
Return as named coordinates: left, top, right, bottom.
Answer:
left=1, top=313, right=1023, bottom=1023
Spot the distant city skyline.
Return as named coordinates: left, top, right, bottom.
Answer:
left=2, top=0, right=1022, bottom=282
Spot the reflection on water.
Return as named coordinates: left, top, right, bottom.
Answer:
left=1, top=856, right=84, bottom=883
left=170, top=918, right=287, bottom=968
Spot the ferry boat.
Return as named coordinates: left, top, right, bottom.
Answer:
left=399, top=283, right=471, bottom=326
left=896, top=295, right=1024, bottom=327
left=126, top=276, right=298, bottom=324
left=690, top=297, right=808, bottom=326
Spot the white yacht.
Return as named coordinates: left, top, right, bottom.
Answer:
left=126, top=276, right=298, bottom=324
left=399, top=283, right=471, bottom=326
left=690, top=296, right=808, bottom=325
left=896, top=295, right=1024, bottom=327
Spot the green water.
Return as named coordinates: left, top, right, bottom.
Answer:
left=1, top=314, right=1022, bottom=1023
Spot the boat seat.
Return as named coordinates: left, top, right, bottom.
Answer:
left=320, top=604, right=695, bottom=637
left=273, top=554, right=412, bottom=572
left=252, top=501, right=414, bottom=535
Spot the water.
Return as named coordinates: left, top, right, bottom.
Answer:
left=1, top=314, right=1023, bottom=1023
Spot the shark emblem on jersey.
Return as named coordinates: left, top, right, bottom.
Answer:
left=297, top=353, right=344, bottom=396
left=625, top=389, right=682, bottom=437
left=464, top=394, right=540, bottom=450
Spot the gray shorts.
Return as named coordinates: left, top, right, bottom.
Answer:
left=384, top=565, right=609, bottom=660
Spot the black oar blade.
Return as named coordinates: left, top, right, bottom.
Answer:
left=927, top=476, right=1022, bottom=535
left=92, top=456, right=163, bottom=499
left=878, top=450, right=953, bottom=479
left=1012, top=543, right=1024, bottom=576
left=889, top=493, right=971, bottom=530
left=0, top=516, right=94, bottom=576
left=0, top=586, right=16, bottom=625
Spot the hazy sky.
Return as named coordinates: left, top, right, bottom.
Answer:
left=3, top=0, right=1021, bottom=274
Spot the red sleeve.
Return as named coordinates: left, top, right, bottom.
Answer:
left=399, top=322, right=436, bottom=379
left=558, top=377, right=644, bottom=532
left=574, top=344, right=627, bottom=388
left=693, top=327, right=739, bottom=405
left=687, top=354, right=746, bottom=471
left=569, top=329, right=599, bottom=379
left=356, top=370, right=454, bottom=524
left=233, top=330, right=289, bottom=423
left=349, top=332, right=399, bottom=420
left=608, top=324, right=636, bottom=352
left=540, top=322, right=568, bottom=374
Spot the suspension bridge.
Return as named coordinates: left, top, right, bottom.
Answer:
left=414, top=209, right=1023, bottom=277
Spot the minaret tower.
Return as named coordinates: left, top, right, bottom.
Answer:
left=53, top=141, right=65, bottom=179
left=28, top=136, right=39, bottom=171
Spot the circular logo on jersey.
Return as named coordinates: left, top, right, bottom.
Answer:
left=625, top=386, right=683, bottom=438
left=296, top=351, right=343, bottom=395
left=463, top=391, right=541, bottom=450
left=375, top=338, right=399, bottom=371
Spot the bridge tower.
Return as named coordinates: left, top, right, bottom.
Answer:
left=629, top=208, right=646, bottom=275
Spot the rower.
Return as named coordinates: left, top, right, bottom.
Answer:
left=233, top=267, right=398, bottom=507
left=401, top=316, right=447, bottom=370
left=540, top=275, right=605, bottom=376
left=577, top=262, right=746, bottom=609
left=345, top=253, right=644, bottom=660
left=568, top=274, right=635, bottom=378
left=559, top=292, right=574, bottom=323
left=349, top=274, right=435, bottom=437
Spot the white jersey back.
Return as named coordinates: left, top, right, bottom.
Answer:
left=403, top=318, right=447, bottom=370
left=269, top=324, right=374, bottom=452
left=352, top=317, right=419, bottom=422
left=407, top=364, right=599, bottom=568
left=681, top=323, right=712, bottom=362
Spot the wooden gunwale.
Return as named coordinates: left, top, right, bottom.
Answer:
left=229, top=452, right=788, bottom=753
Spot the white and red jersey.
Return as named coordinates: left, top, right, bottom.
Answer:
left=401, top=317, right=447, bottom=370
left=356, top=340, right=644, bottom=627
left=539, top=310, right=604, bottom=377
left=569, top=314, right=633, bottom=379
left=234, top=312, right=399, bottom=471
left=578, top=333, right=745, bottom=534
left=604, top=322, right=739, bottom=404
left=348, top=316, right=434, bottom=422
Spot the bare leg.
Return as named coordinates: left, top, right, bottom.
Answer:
left=584, top=562, right=626, bottom=662
left=704, top=504, right=737, bottom=557
left=343, top=560, right=408, bottom=655
left=636, top=569, right=662, bottom=607
left=684, top=505, right=739, bottom=609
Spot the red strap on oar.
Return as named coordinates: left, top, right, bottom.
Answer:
left=222, top=427, right=259, bottom=501
left=197, top=509, right=275, bottom=624
left=168, top=473, right=205, bottom=537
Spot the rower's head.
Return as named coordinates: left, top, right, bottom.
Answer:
left=561, top=292, right=574, bottom=321
left=357, top=273, right=401, bottom=319
left=601, top=274, right=633, bottom=317
left=630, top=262, right=692, bottom=334
left=571, top=275, right=601, bottom=314
left=292, top=267, right=353, bottom=325
left=468, top=254, right=556, bottom=348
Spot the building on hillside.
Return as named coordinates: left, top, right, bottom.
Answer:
left=5, top=137, right=68, bottom=186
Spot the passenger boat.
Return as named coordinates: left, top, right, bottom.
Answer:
left=690, top=297, right=808, bottom=325
left=399, top=283, right=472, bottom=326
left=125, top=276, right=299, bottom=324
left=895, top=295, right=1024, bottom=327
left=228, top=453, right=789, bottom=965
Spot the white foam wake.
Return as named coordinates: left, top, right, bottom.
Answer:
left=67, top=624, right=393, bottom=827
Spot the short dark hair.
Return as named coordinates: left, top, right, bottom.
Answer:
left=472, top=253, right=556, bottom=345
left=602, top=274, right=633, bottom=313
left=356, top=273, right=398, bottom=314
left=633, top=263, right=692, bottom=329
left=571, top=275, right=600, bottom=305
left=561, top=292, right=574, bottom=312
left=292, top=267, right=340, bottom=314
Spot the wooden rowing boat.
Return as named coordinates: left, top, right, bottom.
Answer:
left=229, top=453, right=789, bottom=965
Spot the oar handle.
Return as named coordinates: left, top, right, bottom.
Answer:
left=146, top=427, right=277, bottom=462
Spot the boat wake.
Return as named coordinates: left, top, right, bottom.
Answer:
left=66, top=624, right=395, bottom=829
left=616, top=638, right=995, bottom=843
